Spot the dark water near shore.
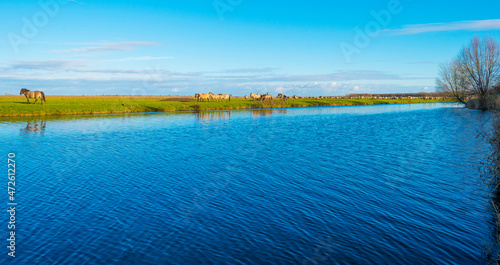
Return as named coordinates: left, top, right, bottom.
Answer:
left=0, top=103, right=494, bottom=264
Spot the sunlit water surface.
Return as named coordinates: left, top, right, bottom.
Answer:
left=0, top=103, right=494, bottom=264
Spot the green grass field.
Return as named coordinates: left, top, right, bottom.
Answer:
left=0, top=95, right=458, bottom=117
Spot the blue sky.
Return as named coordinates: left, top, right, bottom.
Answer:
left=1, top=0, right=500, bottom=96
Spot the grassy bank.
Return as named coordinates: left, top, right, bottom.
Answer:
left=0, top=95, right=457, bottom=117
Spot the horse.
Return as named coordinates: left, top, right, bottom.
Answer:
left=277, top=94, right=288, bottom=100
left=250, top=93, right=261, bottom=101
left=20, top=88, right=46, bottom=104
left=219, top=94, right=231, bottom=102
left=261, top=93, right=272, bottom=101
left=209, top=92, right=221, bottom=102
left=197, top=93, right=211, bottom=102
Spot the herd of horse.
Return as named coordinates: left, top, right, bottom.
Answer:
left=247, top=93, right=297, bottom=101
left=196, top=93, right=448, bottom=101
left=17, top=88, right=448, bottom=105
left=195, top=92, right=231, bottom=102
left=195, top=92, right=301, bottom=102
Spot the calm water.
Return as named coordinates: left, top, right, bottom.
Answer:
left=0, top=103, right=494, bottom=264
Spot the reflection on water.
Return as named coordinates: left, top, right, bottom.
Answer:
left=252, top=108, right=288, bottom=117
left=21, top=120, right=46, bottom=134
left=194, top=109, right=288, bottom=120
left=195, top=111, right=231, bottom=121
left=0, top=103, right=463, bottom=128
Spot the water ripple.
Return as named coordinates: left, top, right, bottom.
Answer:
left=0, top=103, right=492, bottom=264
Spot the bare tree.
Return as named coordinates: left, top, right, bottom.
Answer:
left=458, top=35, right=500, bottom=110
left=436, top=59, right=472, bottom=104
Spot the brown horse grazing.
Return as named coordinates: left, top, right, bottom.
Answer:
left=20, top=88, right=46, bottom=104
left=19, top=88, right=47, bottom=105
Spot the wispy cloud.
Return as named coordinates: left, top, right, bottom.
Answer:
left=109, top=56, right=173, bottom=62
left=10, top=59, right=88, bottom=70
left=223, top=67, right=278, bottom=74
left=0, top=60, right=433, bottom=96
left=0, top=75, right=430, bottom=97
left=0, top=59, right=201, bottom=83
left=48, top=41, right=161, bottom=56
left=8, top=58, right=172, bottom=71
left=2, top=61, right=428, bottom=82
left=242, top=70, right=427, bottom=83
left=383, top=19, right=500, bottom=35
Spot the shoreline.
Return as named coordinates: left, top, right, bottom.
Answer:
left=0, top=95, right=458, bottom=118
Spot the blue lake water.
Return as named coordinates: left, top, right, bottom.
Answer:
left=0, top=103, right=494, bottom=264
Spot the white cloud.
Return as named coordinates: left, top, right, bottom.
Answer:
left=110, top=56, right=173, bottom=62
left=49, top=41, right=161, bottom=56
left=223, top=68, right=277, bottom=74
left=0, top=60, right=435, bottom=96
left=11, top=59, right=88, bottom=70
left=383, top=19, right=500, bottom=35
left=275, top=87, right=286, bottom=93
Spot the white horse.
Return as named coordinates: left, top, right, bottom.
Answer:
left=197, top=93, right=211, bottom=102
left=219, top=94, right=231, bottom=102
left=209, top=92, right=221, bottom=102
left=250, top=93, right=261, bottom=100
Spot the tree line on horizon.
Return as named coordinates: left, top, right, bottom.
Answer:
left=346, top=91, right=453, bottom=98
left=437, top=35, right=500, bottom=110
